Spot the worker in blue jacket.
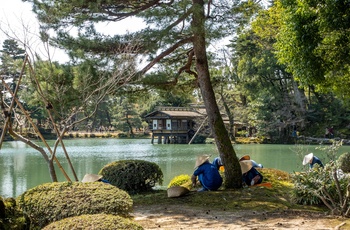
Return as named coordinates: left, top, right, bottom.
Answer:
left=303, top=153, right=324, bottom=168
left=191, top=155, right=222, bottom=192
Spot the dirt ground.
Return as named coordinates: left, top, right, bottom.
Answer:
left=132, top=204, right=349, bottom=230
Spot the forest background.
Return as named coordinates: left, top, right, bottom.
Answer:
left=0, top=0, right=349, bottom=186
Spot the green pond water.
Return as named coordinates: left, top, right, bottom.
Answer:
left=1, top=138, right=348, bottom=198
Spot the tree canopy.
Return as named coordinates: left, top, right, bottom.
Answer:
left=19, top=0, right=265, bottom=188
left=3, top=0, right=348, bottom=187
left=275, top=0, right=350, bottom=98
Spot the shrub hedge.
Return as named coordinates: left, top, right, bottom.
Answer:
left=291, top=164, right=348, bottom=206
left=338, top=152, right=350, bottom=173
left=0, top=196, right=29, bottom=230
left=42, top=214, right=143, bottom=230
left=167, top=174, right=192, bottom=190
left=17, top=182, right=133, bottom=229
left=99, top=160, right=163, bottom=194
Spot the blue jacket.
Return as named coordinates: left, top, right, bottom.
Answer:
left=194, top=162, right=222, bottom=191
left=213, top=157, right=263, bottom=169
left=310, top=156, right=324, bottom=168
left=242, top=167, right=263, bottom=186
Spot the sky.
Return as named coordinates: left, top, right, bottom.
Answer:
left=0, top=0, right=65, bottom=61
left=0, top=1, right=232, bottom=64
left=0, top=0, right=145, bottom=63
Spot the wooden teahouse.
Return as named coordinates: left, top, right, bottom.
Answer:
left=144, top=107, right=205, bottom=144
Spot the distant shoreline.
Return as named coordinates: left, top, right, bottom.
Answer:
left=2, top=131, right=151, bottom=142
left=3, top=131, right=348, bottom=145
left=63, top=131, right=150, bottom=139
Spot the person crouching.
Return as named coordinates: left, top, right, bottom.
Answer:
left=240, top=160, right=263, bottom=186
left=191, top=155, right=223, bottom=192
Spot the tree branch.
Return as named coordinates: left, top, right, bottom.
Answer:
left=138, top=36, right=194, bottom=76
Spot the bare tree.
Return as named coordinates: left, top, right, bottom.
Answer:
left=0, top=37, right=141, bottom=181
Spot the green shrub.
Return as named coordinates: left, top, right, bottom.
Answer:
left=0, top=196, right=30, bottom=230
left=291, top=141, right=350, bottom=217
left=168, top=174, right=192, bottom=190
left=237, top=130, right=248, bottom=137
left=290, top=169, right=323, bottom=205
left=17, top=182, right=133, bottom=229
left=117, top=132, right=128, bottom=138
left=0, top=198, right=4, bottom=218
left=99, top=160, right=163, bottom=194
left=337, top=152, right=350, bottom=173
left=291, top=163, right=348, bottom=206
left=42, top=214, right=143, bottom=230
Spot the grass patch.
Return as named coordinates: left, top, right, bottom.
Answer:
left=131, top=168, right=327, bottom=214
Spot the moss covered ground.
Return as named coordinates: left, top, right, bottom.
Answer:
left=132, top=168, right=325, bottom=213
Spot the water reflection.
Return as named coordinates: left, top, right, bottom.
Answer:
left=1, top=139, right=349, bottom=198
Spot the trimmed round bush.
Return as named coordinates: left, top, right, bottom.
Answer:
left=99, top=160, right=163, bottom=194
left=338, top=152, right=350, bottom=173
left=17, top=182, right=133, bottom=229
left=42, top=214, right=143, bottom=230
left=0, top=196, right=30, bottom=230
left=0, top=197, right=5, bottom=218
left=168, top=174, right=192, bottom=190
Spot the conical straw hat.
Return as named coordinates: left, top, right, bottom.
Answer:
left=239, top=160, right=253, bottom=174
left=167, top=186, right=190, bottom=198
left=82, top=174, right=103, bottom=183
left=239, top=155, right=250, bottom=161
left=303, top=153, right=314, bottom=165
left=194, top=155, right=210, bottom=169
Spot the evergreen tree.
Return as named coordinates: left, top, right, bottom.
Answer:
left=230, top=6, right=309, bottom=142
left=275, top=0, right=350, bottom=99
left=23, top=0, right=262, bottom=188
left=0, top=39, right=25, bottom=61
left=0, top=39, right=25, bottom=80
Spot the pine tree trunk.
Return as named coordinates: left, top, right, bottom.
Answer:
left=191, top=0, right=242, bottom=188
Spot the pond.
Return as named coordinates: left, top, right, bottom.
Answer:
left=1, top=138, right=349, bottom=198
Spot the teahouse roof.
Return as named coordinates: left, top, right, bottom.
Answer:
left=144, top=106, right=246, bottom=126
left=144, top=107, right=204, bottom=119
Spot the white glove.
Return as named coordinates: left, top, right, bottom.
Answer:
left=251, top=180, right=255, bottom=186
